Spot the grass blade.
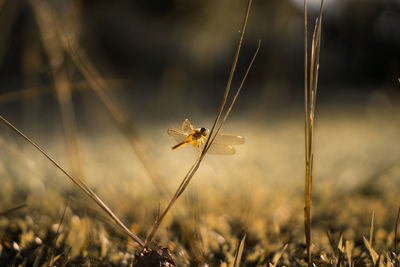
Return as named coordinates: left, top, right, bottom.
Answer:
left=345, top=240, right=353, bottom=267
left=233, top=233, right=246, bottom=267
left=0, top=115, right=145, bottom=248
left=304, top=1, right=324, bottom=266
left=145, top=0, right=255, bottom=245
left=0, top=203, right=28, bottom=217
left=269, top=244, right=288, bottom=267
left=65, top=43, right=170, bottom=199
left=209, top=40, right=260, bottom=152
left=370, top=210, right=375, bottom=246
left=394, top=207, right=400, bottom=253
left=201, top=0, right=254, bottom=157
left=30, top=0, right=171, bottom=199
left=363, top=236, right=379, bottom=265
left=32, top=1, right=85, bottom=180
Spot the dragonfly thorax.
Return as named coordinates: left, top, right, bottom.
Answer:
left=192, top=127, right=209, bottom=140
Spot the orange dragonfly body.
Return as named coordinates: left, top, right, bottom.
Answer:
left=167, top=119, right=245, bottom=155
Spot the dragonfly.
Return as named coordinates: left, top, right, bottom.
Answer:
left=167, top=119, right=245, bottom=155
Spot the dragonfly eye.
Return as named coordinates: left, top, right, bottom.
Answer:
left=200, top=127, right=209, bottom=136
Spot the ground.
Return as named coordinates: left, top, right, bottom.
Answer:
left=0, top=96, right=399, bottom=266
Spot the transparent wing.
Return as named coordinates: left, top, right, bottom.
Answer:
left=214, top=134, right=245, bottom=145
left=167, top=128, right=188, bottom=143
left=200, top=141, right=236, bottom=155
left=182, top=119, right=194, bottom=133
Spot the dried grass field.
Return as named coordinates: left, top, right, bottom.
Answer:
left=1, top=101, right=400, bottom=266
left=0, top=0, right=400, bottom=266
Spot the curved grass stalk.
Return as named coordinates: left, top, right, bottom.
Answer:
left=0, top=115, right=145, bottom=248
left=145, top=0, right=256, bottom=245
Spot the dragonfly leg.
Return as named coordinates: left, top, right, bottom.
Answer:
left=192, top=140, right=198, bottom=147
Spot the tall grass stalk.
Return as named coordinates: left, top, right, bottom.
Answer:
left=395, top=207, right=400, bottom=253
left=0, top=79, right=123, bottom=104
left=65, top=39, right=172, bottom=199
left=65, top=44, right=171, bottom=198
left=304, top=0, right=324, bottom=265
left=32, top=2, right=85, bottom=180
left=145, top=0, right=258, bottom=245
left=30, top=0, right=170, bottom=199
left=0, top=115, right=146, bottom=248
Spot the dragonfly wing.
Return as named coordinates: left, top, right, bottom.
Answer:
left=182, top=119, right=194, bottom=133
left=167, top=128, right=188, bottom=143
left=200, top=141, right=236, bottom=155
left=214, top=134, right=245, bottom=145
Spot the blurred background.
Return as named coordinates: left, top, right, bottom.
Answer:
left=0, top=0, right=399, bottom=114
left=0, top=0, right=400, bottom=259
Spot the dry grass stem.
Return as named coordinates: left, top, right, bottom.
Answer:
left=269, top=244, right=288, bottom=267
left=363, top=236, right=379, bottom=265
left=304, top=0, right=324, bottom=266
left=30, top=0, right=170, bottom=199
left=0, top=79, right=122, bottom=104
left=208, top=40, right=260, bottom=152
left=48, top=199, right=70, bottom=265
left=370, top=210, right=375, bottom=245
left=66, top=43, right=170, bottom=199
left=32, top=1, right=85, bottom=180
left=0, top=203, right=28, bottom=216
left=395, top=207, right=400, bottom=253
left=201, top=0, right=253, bottom=157
left=145, top=0, right=255, bottom=245
left=0, top=115, right=145, bottom=248
left=233, top=233, right=246, bottom=267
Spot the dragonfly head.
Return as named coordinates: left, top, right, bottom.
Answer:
left=200, top=127, right=209, bottom=137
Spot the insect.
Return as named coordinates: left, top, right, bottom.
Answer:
left=167, top=119, right=245, bottom=155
